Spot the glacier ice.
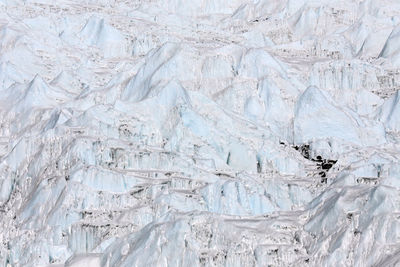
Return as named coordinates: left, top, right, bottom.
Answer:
left=0, top=0, right=400, bottom=266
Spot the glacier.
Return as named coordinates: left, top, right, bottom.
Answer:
left=0, top=0, right=400, bottom=266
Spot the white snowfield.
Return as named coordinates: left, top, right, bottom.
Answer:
left=0, top=0, right=400, bottom=266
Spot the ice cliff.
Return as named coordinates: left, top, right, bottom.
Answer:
left=0, top=0, right=400, bottom=266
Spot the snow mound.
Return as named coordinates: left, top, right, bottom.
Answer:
left=380, top=26, right=400, bottom=66
left=79, top=16, right=128, bottom=58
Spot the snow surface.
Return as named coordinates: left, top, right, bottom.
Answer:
left=0, top=0, right=400, bottom=266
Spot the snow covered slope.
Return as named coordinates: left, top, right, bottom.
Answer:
left=0, top=0, right=400, bottom=266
